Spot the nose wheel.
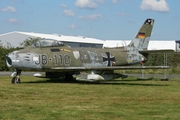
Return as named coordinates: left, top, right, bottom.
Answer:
left=12, top=77, right=21, bottom=84
left=11, top=69, right=21, bottom=84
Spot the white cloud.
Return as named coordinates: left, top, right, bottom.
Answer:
left=120, top=0, right=134, bottom=4
left=112, top=0, right=118, bottom=3
left=60, top=4, right=67, bottom=8
left=140, top=0, right=170, bottom=12
left=75, top=0, right=98, bottom=9
left=63, top=9, right=75, bottom=16
left=116, top=12, right=127, bottom=16
left=8, top=18, right=20, bottom=24
left=68, top=24, right=77, bottom=28
left=96, top=0, right=104, bottom=3
left=79, top=14, right=103, bottom=20
left=1, top=6, right=17, bottom=12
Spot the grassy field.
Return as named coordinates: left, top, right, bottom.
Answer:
left=0, top=76, right=180, bottom=120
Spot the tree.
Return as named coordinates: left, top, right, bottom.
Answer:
left=0, top=40, right=9, bottom=70
left=20, top=37, right=41, bottom=47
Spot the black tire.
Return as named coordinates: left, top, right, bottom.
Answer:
left=12, top=77, right=20, bottom=84
left=65, top=74, right=74, bottom=82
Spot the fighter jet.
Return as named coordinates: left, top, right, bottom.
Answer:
left=6, top=18, right=169, bottom=83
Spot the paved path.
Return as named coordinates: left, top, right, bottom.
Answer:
left=0, top=72, right=38, bottom=76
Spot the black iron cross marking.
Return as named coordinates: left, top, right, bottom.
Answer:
left=103, top=52, right=115, bottom=66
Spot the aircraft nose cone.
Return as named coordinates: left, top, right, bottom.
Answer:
left=6, top=51, right=18, bottom=67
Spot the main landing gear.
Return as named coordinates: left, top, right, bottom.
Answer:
left=65, top=73, right=74, bottom=82
left=11, top=69, right=21, bottom=84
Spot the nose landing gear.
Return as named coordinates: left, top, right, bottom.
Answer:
left=11, top=69, right=21, bottom=84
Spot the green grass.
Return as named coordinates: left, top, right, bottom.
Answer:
left=0, top=76, right=180, bottom=120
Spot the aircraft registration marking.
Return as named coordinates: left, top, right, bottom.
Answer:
left=64, top=55, right=71, bottom=66
left=53, top=54, right=71, bottom=66
left=35, top=54, right=71, bottom=66
left=41, top=55, right=48, bottom=66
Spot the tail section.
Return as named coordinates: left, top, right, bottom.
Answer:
left=128, top=18, right=154, bottom=50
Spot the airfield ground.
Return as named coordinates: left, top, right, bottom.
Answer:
left=0, top=75, right=180, bottom=120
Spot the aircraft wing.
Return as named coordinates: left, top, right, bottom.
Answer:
left=51, top=66, right=169, bottom=71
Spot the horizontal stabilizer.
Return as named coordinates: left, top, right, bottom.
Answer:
left=139, top=49, right=174, bottom=54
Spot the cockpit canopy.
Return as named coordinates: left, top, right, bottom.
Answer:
left=32, top=39, right=65, bottom=48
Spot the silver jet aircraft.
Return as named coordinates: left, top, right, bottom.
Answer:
left=6, top=18, right=170, bottom=83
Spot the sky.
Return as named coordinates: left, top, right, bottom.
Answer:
left=0, top=0, right=180, bottom=40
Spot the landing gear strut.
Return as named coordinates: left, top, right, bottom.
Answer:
left=11, top=69, right=21, bottom=84
left=65, top=73, right=74, bottom=82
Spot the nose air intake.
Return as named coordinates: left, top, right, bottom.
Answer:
left=6, top=56, right=12, bottom=67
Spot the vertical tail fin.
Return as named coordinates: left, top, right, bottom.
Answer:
left=128, top=18, right=154, bottom=50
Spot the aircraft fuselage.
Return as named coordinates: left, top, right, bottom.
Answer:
left=6, top=45, right=145, bottom=72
